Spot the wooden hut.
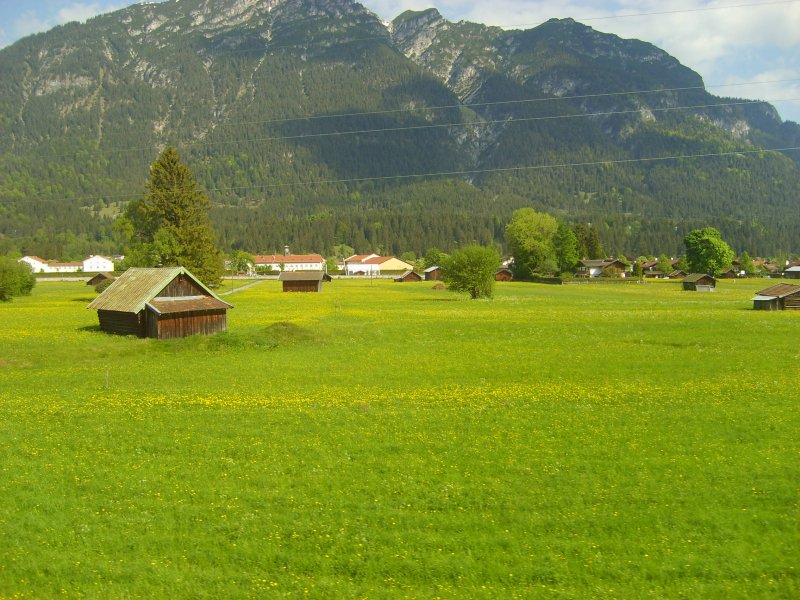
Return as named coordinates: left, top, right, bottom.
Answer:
left=86, top=267, right=231, bottom=339
left=86, top=272, right=115, bottom=286
left=279, top=270, right=324, bottom=292
left=682, top=273, right=717, bottom=291
left=752, top=283, right=800, bottom=310
left=494, top=268, right=513, bottom=282
left=394, top=270, right=422, bottom=282
left=424, top=266, right=441, bottom=281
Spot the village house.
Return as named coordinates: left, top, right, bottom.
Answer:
left=253, top=247, right=325, bottom=273
left=87, top=267, right=232, bottom=339
left=578, top=258, right=629, bottom=278
left=342, top=254, right=414, bottom=276
left=19, top=254, right=115, bottom=273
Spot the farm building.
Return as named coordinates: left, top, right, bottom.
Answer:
left=495, top=268, right=513, bottom=282
left=424, top=266, right=441, bottom=281
left=279, top=270, right=326, bottom=292
left=394, top=270, right=422, bottom=282
left=784, top=266, right=800, bottom=279
left=578, top=258, right=629, bottom=277
left=86, top=272, right=115, bottom=286
left=682, top=273, right=717, bottom=291
left=86, top=267, right=231, bottom=339
left=752, top=283, right=800, bottom=310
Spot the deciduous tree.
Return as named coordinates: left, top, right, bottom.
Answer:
left=683, top=227, right=734, bottom=276
left=441, top=244, right=499, bottom=299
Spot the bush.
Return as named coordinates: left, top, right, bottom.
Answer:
left=0, top=257, right=36, bottom=302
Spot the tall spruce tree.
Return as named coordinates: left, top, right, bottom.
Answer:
left=122, top=147, right=224, bottom=284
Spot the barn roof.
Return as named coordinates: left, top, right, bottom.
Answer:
left=87, top=267, right=230, bottom=313
left=278, top=270, right=325, bottom=282
left=147, top=296, right=231, bottom=315
left=683, top=273, right=716, bottom=283
left=753, top=283, right=800, bottom=299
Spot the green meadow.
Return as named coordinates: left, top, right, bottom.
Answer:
left=1, top=279, right=797, bottom=598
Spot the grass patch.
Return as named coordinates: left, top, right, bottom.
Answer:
left=0, top=279, right=798, bottom=598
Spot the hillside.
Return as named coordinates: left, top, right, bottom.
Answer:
left=0, top=0, right=799, bottom=259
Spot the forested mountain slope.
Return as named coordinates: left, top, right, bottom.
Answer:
left=0, top=0, right=798, bottom=259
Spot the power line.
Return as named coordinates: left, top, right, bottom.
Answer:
left=15, top=94, right=794, bottom=162
left=11, top=146, right=800, bottom=205
left=491, top=0, right=800, bottom=28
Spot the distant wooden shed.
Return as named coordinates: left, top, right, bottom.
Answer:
left=424, top=266, right=441, bottom=281
left=752, top=283, right=800, bottom=310
left=494, top=268, right=513, bottom=282
left=682, top=273, right=717, bottom=291
left=86, top=267, right=231, bottom=339
left=394, top=270, right=422, bottom=282
left=86, top=272, right=115, bottom=286
left=279, top=270, right=325, bottom=292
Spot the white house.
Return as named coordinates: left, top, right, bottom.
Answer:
left=342, top=254, right=414, bottom=275
left=253, top=252, right=325, bottom=272
left=18, top=256, right=49, bottom=273
left=20, top=255, right=114, bottom=274
left=82, top=255, right=115, bottom=273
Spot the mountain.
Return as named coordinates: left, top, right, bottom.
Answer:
left=0, top=0, right=798, bottom=259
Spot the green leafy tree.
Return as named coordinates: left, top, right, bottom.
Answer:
left=0, top=257, right=36, bottom=301
left=553, top=222, right=579, bottom=274
left=441, top=244, right=499, bottom=299
left=683, top=227, right=735, bottom=276
left=228, top=250, right=254, bottom=274
left=121, top=146, right=224, bottom=284
left=739, top=251, right=756, bottom=277
left=657, top=254, right=673, bottom=274
left=505, top=208, right=558, bottom=279
left=423, top=247, right=448, bottom=269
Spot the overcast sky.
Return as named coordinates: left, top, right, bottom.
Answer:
left=1, top=0, right=798, bottom=122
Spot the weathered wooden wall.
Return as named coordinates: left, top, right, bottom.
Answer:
left=146, top=310, right=227, bottom=339
left=97, top=310, right=144, bottom=336
left=282, top=281, right=321, bottom=293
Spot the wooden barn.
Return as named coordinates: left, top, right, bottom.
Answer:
left=495, top=268, right=513, bottom=282
left=86, top=267, right=231, bottom=339
left=86, top=272, right=115, bottom=286
left=279, top=270, right=325, bottom=292
left=682, top=273, right=717, bottom=291
left=424, top=266, right=441, bottom=281
left=752, top=283, right=800, bottom=310
left=394, top=270, right=422, bottom=282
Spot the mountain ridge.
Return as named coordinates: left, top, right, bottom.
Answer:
left=0, top=0, right=798, bottom=259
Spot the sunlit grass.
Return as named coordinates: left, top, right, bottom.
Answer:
left=0, top=279, right=797, bottom=597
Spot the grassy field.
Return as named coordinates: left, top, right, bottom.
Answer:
left=0, top=278, right=798, bottom=598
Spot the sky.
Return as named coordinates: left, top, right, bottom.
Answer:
left=0, top=0, right=798, bottom=122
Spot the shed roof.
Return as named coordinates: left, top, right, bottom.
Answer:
left=87, top=267, right=229, bottom=313
left=278, top=270, right=325, bottom=282
left=754, top=283, right=800, bottom=299
left=683, top=273, right=716, bottom=283
left=147, top=296, right=231, bottom=315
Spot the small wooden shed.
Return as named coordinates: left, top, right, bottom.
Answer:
left=86, top=267, right=231, bottom=339
left=86, top=272, right=115, bottom=286
left=279, top=270, right=325, bottom=292
left=424, top=266, right=441, bottom=281
left=394, top=270, right=422, bottom=282
left=682, top=273, right=717, bottom=291
left=752, top=283, right=800, bottom=310
left=494, top=268, right=513, bottom=282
